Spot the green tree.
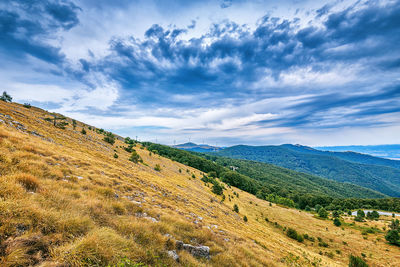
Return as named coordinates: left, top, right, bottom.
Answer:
left=357, top=210, right=365, bottom=218
left=385, top=230, right=399, bottom=245
left=233, top=204, right=239, bottom=213
left=72, top=119, right=77, bottom=130
left=286, top=228, right=303, bottom=242
left=113, top=153, right=118, bottom=159
left=212, top=182, right=223, bottom=195
left=371, top=211, right=379, bottom=220
left=389, top=219, right=399, bottom=230
left=208, top=171, right=217, bottom=178
left=333, top=218, right=341, bottom=227
left=315, top=204, right=322, bottom=212
left=81, top=128, right=87, bottom=135
left=318, top=207, right=328, bottom=218
left=243, top=216, right=248, bottom=222
left=129, top=150, right=141, bottom=163
left=0, top=91, right=12, bottom=102
left=104, top=132, right=115, bottom=145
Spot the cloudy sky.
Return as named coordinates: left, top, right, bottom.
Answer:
left=1, top=0, right=400, bottom=146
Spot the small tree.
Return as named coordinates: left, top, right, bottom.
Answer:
left=357, top=210, right=365, bottom=218
left=333, top=218, right=341, bottom=227
left=370, top=211, right=379, bottom=220
left=389, top=219, right=399, bottom=231
left=81, top=128, right=86, bottom=135
left=0, top=91, right=12, bottom=102
left=332, top=210, right=340, bottom=218
left=347, top=210, right=352, bottom=216
left=103, top=132, right=115, bottom=145
left=72, top=119, right=77, bottom=130
left=385, top=230, right=399, bottom=245
left=211, top=180, right=223, bottom=195
left=129, top=150, right=141, bottom=163
left=233, top=204, right=239, bottom=213
left=318, top=208, right=328, bottom=218
left=154, top=164, right=161, bottom=171
left=243, top=216, right=248, bottom=222
left=113, top=153, right=118, bottom=159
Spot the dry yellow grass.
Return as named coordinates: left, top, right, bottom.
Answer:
left=0, top=101, right=399, bottom=266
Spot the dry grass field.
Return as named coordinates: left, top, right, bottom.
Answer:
left=0, top=101, right=399, bottom=266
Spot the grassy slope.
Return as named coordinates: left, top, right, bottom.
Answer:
left=0, top=101, right=399, bottom=266
left=215, top=145, right=400, bottom=197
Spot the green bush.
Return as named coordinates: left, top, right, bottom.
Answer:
left=0, top=91, right=12, bottom=102
left=129, top=150, right=141, bottom=163
left=333, top=218, right=341, bottom=226
left=318, top=207, right=328, bottom=218
left=385, top=230, right=399, bottom=245
left=113, top=153, right=118, bottom=159
left=154, top=164, right=161, bottom=171
left=104, top=132, right=115, bottom=145
left=243, top=216, right=248, bottom=222
left=233, top=204, right=239, bottom=213
left=81, top=128, right=87, bottom=135
left=212, top=182, right=224, bottom=195
left=286, top=228, right=303, bottom=242
left=23, top=103, right=31, bottom=108
left=349, top=254, right=368, bottom=267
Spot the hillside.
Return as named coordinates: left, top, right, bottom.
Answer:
left=199, top=155, right=385, bottom=199
left=1, top=101, right=400, bottom=266
left=214, top=145, right=400, bottom=197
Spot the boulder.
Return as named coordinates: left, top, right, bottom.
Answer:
left=167, top=250, right=179, bottom=262
left=176, top=240, right=210, bottom=259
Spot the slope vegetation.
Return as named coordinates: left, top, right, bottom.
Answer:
left=215, top=145, right=400, bottom=197
left=1, top=101, right=399, bottom=266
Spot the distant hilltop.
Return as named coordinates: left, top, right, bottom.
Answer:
left=172, top=142, right=223, bottom=152
left=315, top=144, right=400, bottom=160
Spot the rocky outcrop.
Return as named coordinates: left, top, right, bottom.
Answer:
left=176, top=240, right=210, bottom=259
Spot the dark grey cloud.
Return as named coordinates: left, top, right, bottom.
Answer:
left=0, top=0, right=80, bottom=64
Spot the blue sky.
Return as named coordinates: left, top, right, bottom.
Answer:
left=1, top=0, right=400, bottom=146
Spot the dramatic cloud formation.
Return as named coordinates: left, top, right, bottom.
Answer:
left=1, top=0, right=400, bottom=146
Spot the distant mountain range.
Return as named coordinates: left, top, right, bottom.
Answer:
left=172, top=142, right=223, bottom=152
left=315, top=144, right=400, bottom=160
left=209, top=144, right=400, bottom=197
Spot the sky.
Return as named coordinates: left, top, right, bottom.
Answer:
left=1, top=0, right=400, bottom=146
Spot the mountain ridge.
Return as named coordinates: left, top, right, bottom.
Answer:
left=213, top=144, right=400, bottom=197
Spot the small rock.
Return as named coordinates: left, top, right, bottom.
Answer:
left=77, top=176, right=84, bottom=180
left=167, top=250, right=179, bottom=262
left=164, top=233, right=173, bottom=239
left=144, top=216, right=159, bottom=223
